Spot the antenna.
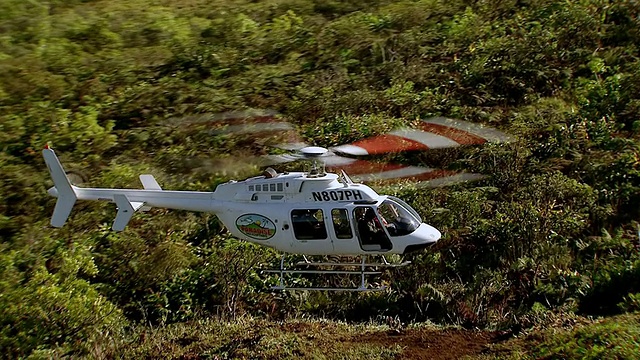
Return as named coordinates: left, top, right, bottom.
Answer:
left=339, top=170, right=354, bottom=186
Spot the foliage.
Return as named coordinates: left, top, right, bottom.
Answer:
left=482, top=313, right=640, bottom=360
left=0, top=237, right=126, bottom=357
left=531, top=313, right=640, bottom=359
left=1, top=0, right=640, bottom=357
left=118, top=316, right=403, bottom=359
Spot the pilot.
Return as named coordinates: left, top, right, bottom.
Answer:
left=377, top=209, right=397, bottom=235
left=358, top=208, right=382, bottom=245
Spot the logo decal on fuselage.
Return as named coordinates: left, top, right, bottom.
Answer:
left=236, top=214, right=276, bottom=240
left=312, top=190, right=363, bottom=202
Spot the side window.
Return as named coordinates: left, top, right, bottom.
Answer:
left=291, top=209, right=327, bottom=240
left=331, top=209, right=353, bottom=239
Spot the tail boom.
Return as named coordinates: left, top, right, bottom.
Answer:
left=43, top=148, right=220, bottom=230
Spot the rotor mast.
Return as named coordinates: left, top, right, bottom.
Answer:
left=299, top=146, right=329, bottom=177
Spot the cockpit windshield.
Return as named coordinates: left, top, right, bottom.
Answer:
left=377, top=197, right=422, bottom=236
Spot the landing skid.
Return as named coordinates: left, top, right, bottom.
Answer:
left=294, top=261, right=411, bottom=268
left=262, top=255, right=410, bottom=291
left=270, top=285, right=384, bottom=292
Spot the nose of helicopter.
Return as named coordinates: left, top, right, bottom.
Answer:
left=403, top=223, right=441, bottom=254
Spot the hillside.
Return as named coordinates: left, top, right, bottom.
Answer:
left=1, top=0, right=640, bottom=358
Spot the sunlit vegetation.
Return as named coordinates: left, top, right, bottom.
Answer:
left=1, top=0, right=640, bottom=357
left=483, top=312, right=640, bottom=360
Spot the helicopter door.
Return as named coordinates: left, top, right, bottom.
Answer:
left=328, top=208, right=361, bottom=254
left=353, top=206, right=392, bottom=252
left=290, top=209, right=334, bottom=254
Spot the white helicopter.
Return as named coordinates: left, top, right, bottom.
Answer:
left=43, top=110, right=510, bottom=291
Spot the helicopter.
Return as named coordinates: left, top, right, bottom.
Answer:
left=43, top=110, right=510, bottom=291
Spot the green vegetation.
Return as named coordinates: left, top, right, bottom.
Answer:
left=1, top=0, right=640, bottom=357
left=121, top=317, right=404, bottom=359
left=485, top=312, right=640, bottom=360
left=533, top=313, right=640, bottom=360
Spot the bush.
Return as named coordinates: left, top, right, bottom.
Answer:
left=532, top=313, right=640, bottom=359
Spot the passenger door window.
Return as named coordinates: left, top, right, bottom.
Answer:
left=291, top=209, right=327, bottom=240
left=331, top=209, right=353, bottom=239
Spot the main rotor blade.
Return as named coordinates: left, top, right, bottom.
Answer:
left=331, top=117, right=512, bottom=156
left=163, top=109, right=307, bottom=151
left=323, top=155, right=484, bottom=187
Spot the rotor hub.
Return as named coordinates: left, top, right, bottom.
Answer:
left=299, top=146, right=329, bottom=158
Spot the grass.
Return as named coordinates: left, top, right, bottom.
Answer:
left=479, top=312, right=640, bottom=360
left=119, top=317, right=404, bottom=359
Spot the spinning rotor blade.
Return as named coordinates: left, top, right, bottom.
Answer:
left=156, top=111, right=503, bottom=187
left=163, top=109, right=308, bottom=151
left=154, top=109, right=310, bottom=177
left=331, top=117, right=512, bottom=156
left=322, top=155, right=484, bottom=187
left=64, top=170, right=88, bottom=186
left=265, top=148, right=486, bottom=187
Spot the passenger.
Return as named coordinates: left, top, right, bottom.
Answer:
left=358, top=208, right=383, bottom=245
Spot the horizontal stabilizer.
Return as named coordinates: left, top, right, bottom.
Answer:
left=113, top=194, right=144, bottom=231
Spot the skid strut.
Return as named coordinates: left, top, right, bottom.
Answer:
left=263, top=255, right=410, bottom=291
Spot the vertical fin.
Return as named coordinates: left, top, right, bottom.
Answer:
left=42, top=148, right=78, bottom=227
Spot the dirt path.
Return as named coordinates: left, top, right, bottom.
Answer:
left=153, top=320, right=505, bottom=359
left=348, top=328, right=500, bottom=360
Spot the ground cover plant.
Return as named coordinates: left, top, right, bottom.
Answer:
left=1, top=0, right=639, bottom=358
